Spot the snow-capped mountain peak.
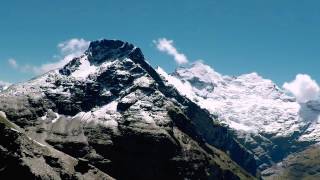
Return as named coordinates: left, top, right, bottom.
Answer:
left=158, top=61, right=320, bottom=170
left=58, top=39, right=141, bottom=79
left=158, top=62, right=300, bottom=134
left=0, top=39, right=257, bottom=179
left=86, top=39, right=139, bottom=64
left=175, top=61, right=224, bottom=85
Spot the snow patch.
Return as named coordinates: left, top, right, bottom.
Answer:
left=140, top=111, right=155, bottom=124
left=134, top=76, right=154, bottom=88
left=40, top=112, right=48, bottom=120
left=74, top=101, right=120, bottom=129
left=0, top=111, right=7, bottom=118
left=52, top=113, right=60, bottom=123
left=228, top=121, right=254, bottom=132
left=72, top=56, right=97, bottom=79
left=157, top=67, right=196, bottom=99
left=102, top=119, right=118, bottom=127
left=10, top=128, right=20, bottom=133
left=33, top=140, right=47, bottom=147
left=176, top=61, right=223, bottom=84
left=27, top=136, right=46, bottom=147
left=160, top=62, right=314, bottom=139
left=0, top=81, right=11, bottom=91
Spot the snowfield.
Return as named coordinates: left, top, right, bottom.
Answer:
left=157, top=61, right=320, bottom=141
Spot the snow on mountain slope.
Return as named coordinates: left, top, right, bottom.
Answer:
left=158, top=61, right=320, bottom=140
left=157, top=61, right=320, bottom=169
left=0, top=40, right=256, bottom=179
left=0, top=81, right=10, bottom=92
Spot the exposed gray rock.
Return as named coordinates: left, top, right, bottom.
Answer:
left=262, top=144, right=320, bottom=180
left=0, top=115, right=114, bottom=180
left=0, top=39, right=256, bottom=179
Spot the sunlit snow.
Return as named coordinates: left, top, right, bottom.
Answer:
left=71, top=56, right=97, bottom=79
left=158, top=62, right=320, bottom=141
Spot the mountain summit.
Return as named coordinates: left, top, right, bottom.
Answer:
left=0, top=39, right=255, bottom=179
left=158, top=61, right=320, bottom=177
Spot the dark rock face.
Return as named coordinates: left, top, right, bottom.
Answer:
left=0, top=116, right=114, bottom=180
left=262, top=144, right=320, bottom=179
left=59, top=58, right=82, bottom=76
left=87, top=40, right=138, bottom=65
left=0, top=39, right=256, bottom=179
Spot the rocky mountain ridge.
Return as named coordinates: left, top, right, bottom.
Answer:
left=157, top=61, right=320, bottom=176
left=0, top=39, right=255, bottom=179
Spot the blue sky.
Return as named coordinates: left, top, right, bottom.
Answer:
left=1, top=0, right=319, bottom=86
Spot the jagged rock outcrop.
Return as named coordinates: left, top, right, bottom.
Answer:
left=0, top=39, right=256, bottom=179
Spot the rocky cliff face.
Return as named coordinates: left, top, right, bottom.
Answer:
left=0, top=39, right=256, bottom=179
left=0, top=114, right=114, bottom=180
left=262, top=144, right=320, bottom=179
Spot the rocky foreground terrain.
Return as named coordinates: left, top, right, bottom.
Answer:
left=0, top=39, right=256, bottom=179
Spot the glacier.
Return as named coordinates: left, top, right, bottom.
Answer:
left=157, top=61, right=320, bottom=170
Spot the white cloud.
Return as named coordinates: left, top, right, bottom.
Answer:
left=283, top=74, right=320, bottom=103
left=8, top=58, right=18, bottom=69
left=154, top=38, right=189, bottom=65
left=9, top=38, right=90, bottom=75
left=31, top=57, right=75, bottom=75
left=58, top=38, right=90, bottom=56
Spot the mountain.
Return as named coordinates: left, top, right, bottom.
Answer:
left=0, top=40, right=256, bottom=179
left=261, top=144, right=320, bottom=179
left=0, top=81, right=10, bottom=92
left=0, top=113, right=114, bottom=179
left=157, top=62, right=320, bottom=175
